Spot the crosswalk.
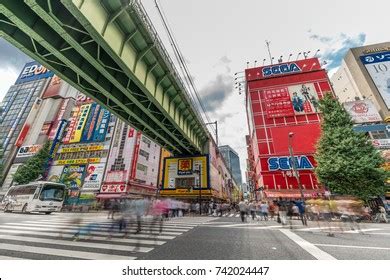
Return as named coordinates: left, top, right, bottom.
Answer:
left=0, top=215, right=215, bottom=260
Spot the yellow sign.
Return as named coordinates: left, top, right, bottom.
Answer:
left=69, top=104, right=91, bottom=143
left=55, top=158, right=101, bottom=165
left=60, top=145, right=104, bottom=153
left=163, top=156, right=208, bottom=190
left=160, top=189, right=212, bottom=197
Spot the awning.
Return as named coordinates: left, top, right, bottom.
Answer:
left=95, top=193, right=127, bottom=199
left=264, top=190, right=323, bottom=199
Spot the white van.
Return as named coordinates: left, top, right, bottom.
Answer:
left=1, top=181, right=66, bottom=214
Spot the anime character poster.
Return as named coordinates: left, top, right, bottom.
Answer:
left=288, top=83, right=319, bottom=115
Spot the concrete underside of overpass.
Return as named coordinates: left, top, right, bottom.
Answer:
left=0, top=0, right=209, bottom=155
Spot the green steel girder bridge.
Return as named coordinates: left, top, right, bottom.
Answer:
left=0, top=0, right=210, bottom=155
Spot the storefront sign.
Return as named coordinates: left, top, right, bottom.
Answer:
left=268, top=156, right=314, bottom=171
left=344, top=100, right=382, bottom=123
left=15, top=62, right=53, bottom=84
left=177, top=159, right=193, bottom=175
left=59, top=144, right=104, bottom=153
left=55, top=158, right=101, bottom=165
left=16, top=144, right=42, bottom=158
left=263, top=63, right=301, bottom=77
left=371, top=139, right=390, bottom=149
left=83, top=163, right=105, bottom=191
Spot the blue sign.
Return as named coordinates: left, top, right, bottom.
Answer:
left=360, top=51, right=390, bottom=65
left=15, top=61, right=53, bottom=84
left=268, top=156, right=314, bottom=171
left=92, top=109, right=110, bottom=142
left=81, top=103, right=98, bottom=142
left=262, top=63, right=301, bottom=77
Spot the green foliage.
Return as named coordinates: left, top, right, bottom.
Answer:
left=315, top=94, right=387, bottom=201
left=13, top=141, right=51, bottom=185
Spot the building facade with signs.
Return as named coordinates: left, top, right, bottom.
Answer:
left=0, top=62, right=54, bottom=191
left=245, top=58, right=332, bottom=199
left=98, top=119, right=161, bottom=199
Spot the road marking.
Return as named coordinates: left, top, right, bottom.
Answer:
left=343, top=228, right=382, bottom=233
left=229, top=214, right=234, bottom=217
left=0, top=225, right=177, bottom=240
left=0, top=234, right=153, bottom=253
left=314, top=244, right=390, bottom=250
left=0, top=228, right=165, bottom=245
left=279, top=229, right=336, bottom=260
left=0, top=243, right=134, bottom=260
left=0, top=255, right=23, bottom=260
left=235, top=214, right=240, bottom=217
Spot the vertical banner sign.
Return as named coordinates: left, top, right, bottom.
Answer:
left=130, top=131, right=142, bottom=180
left=264, top=87, right=295, bottom=118
left=62, top=106, right=80, bottom=144
left=69, top=104, right=91, bottom=143
left=49, top=98, right=70, bottom=140
left=92, top=108, right=110, bottom=142
left=81, top=103, right=98, bottom=142
left=360, top=51, right=390, bottom=109
left=83, top=163, right=105, bottom=191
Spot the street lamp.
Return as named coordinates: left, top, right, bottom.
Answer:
left=288, top=132, right=304, bottom=201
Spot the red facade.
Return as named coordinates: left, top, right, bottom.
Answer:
left=245, top=58, right=332, bottom=198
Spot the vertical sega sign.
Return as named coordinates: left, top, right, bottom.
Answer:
left=15, top=61, right=53, bottom=84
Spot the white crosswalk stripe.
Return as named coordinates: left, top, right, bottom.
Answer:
left=0, top=216, right=215, bottom=260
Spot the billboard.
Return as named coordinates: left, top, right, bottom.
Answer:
left=81, top=104, right=99, bottom=142
left=264, top=83, right=320, bottom=118
left=360, top=51, right=390, bottom=108
left=371, top=139, right=390, bottom=149
left=15, top=61, right=53, bottom=84
left=16, top=145, right=42, bottom=158
left=62, top=106, right=80, bottom=144
left=42, top=75, right=62, bottom=99
left=343, top=100, right=382, bottom=123
left=92, top=108, right=110, bottom=142
left=83, top=163, right=105, bottom=191
left=69, top=104, right=91, bottom=143
left=60, top=165, right=86, bottom=189
left=162, top=156, right=209, bottom=190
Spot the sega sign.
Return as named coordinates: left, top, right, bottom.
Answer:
left=262, top=63, right=301, bottom=77
left=15, top=62, right=53, bottom=84
left=268, top=156, right=314, bottom=171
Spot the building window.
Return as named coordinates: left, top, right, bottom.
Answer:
left=139, top=149, right=149, bottom=161
left=370, top=130, right=387, bottom=140
left=136, top=163, right=148, bottom=175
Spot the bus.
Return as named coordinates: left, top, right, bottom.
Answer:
left=1, top=181, right=66, bottom=214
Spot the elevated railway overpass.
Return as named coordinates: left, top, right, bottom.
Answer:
left=0, top=0, right=210, bottom=155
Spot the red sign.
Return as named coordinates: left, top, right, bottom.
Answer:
left=15, top=124, right=30, bottom=147
left=264, top=87, right=294, bottom=118
left=42, top=75, right=62, bottom=99
left=130, top=131, right=142, bottom=180
left=245, top=58, right=321, bottom=81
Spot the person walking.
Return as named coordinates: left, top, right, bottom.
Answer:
left=249, top=201, right=256, bottom=221
left=238, top=200, right=247, bottom=222
left=260, top=201, right=269, bottom=221
left=277, top=198, right=287, bottom=225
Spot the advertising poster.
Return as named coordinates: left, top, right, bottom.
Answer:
left=47, top=165, right=65, bottom=183
left=15, top=61, right=53, bottom=84
left=288, top=83, right=320, bottom=115
left=360, top=51, right=390, bottom=108
left=62, top=106, right=80, bottom=144
left=48, top=98, right=70, bottom=140
left=60, top=165, right=86, bottom=189
left=83, top=163, right=105, bottom=191
left=343, top=100, right=382, bottom=123
left=264, top=87, right=295, bottom=118
left=92, top=108, right=110, bottom=142
left=81, top=103, right=99, bottom=142
left=69, top=104, right=91, bottom=143
left=16, top=145, right=42, bottom=158
left=42, top=75, right=62, bottom=99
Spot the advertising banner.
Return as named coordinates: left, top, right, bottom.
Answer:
left=163, top=156, right=209, bottom=190
left=343, top=100, right=382, bottom=123
left=288, top=83, right=320, bottom=115
left=83, top=163, right=105, bottom=191
left=81, top=103, right=98, bottom=142
left=360, top=51, right=390, bottom=108
left=82, top=104, right=100, bottom=142
left=264, top=87, right=295, bottom=118
left=55, top=158, right=101, bottom=165
left=42, top=75, right=62, bottom=99
left=92, top=108, right=110, bottom=142
left=16, top=144, right=42, bottom=158
left=62, top=106, right=80, bottom=144
left=59, top=144, right=104, bottom=153
left=15, top=61, right=53, bottom=84
left=60, top=165, right=86, bottom=189
left=48, top=98, right=70, bottom=140
left=69, top=104, right=91, bottom=143
left=371, top=139, right=390, bottom=149
left=47, top=165, right=64, bottom=183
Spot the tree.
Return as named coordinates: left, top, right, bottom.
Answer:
left=13, top=141, right=51, bottom=185
left=314, top=94, right=387, bottom=201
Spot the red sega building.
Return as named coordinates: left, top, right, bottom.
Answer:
left=245, top=58, right=332, bottom=199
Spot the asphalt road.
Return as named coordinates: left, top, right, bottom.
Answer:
left=0, top=212, right=389, bottom=260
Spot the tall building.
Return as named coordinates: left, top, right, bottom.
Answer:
left=0, top=61, right=53, bottom=186
left=331, top=42, right=390, bottom=121
left=245, top=57, right=333, bottom=199
left=219, top=145, right=242, bottom=186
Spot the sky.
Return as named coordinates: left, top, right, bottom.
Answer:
left=0, top=0, right=389, bottom=184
